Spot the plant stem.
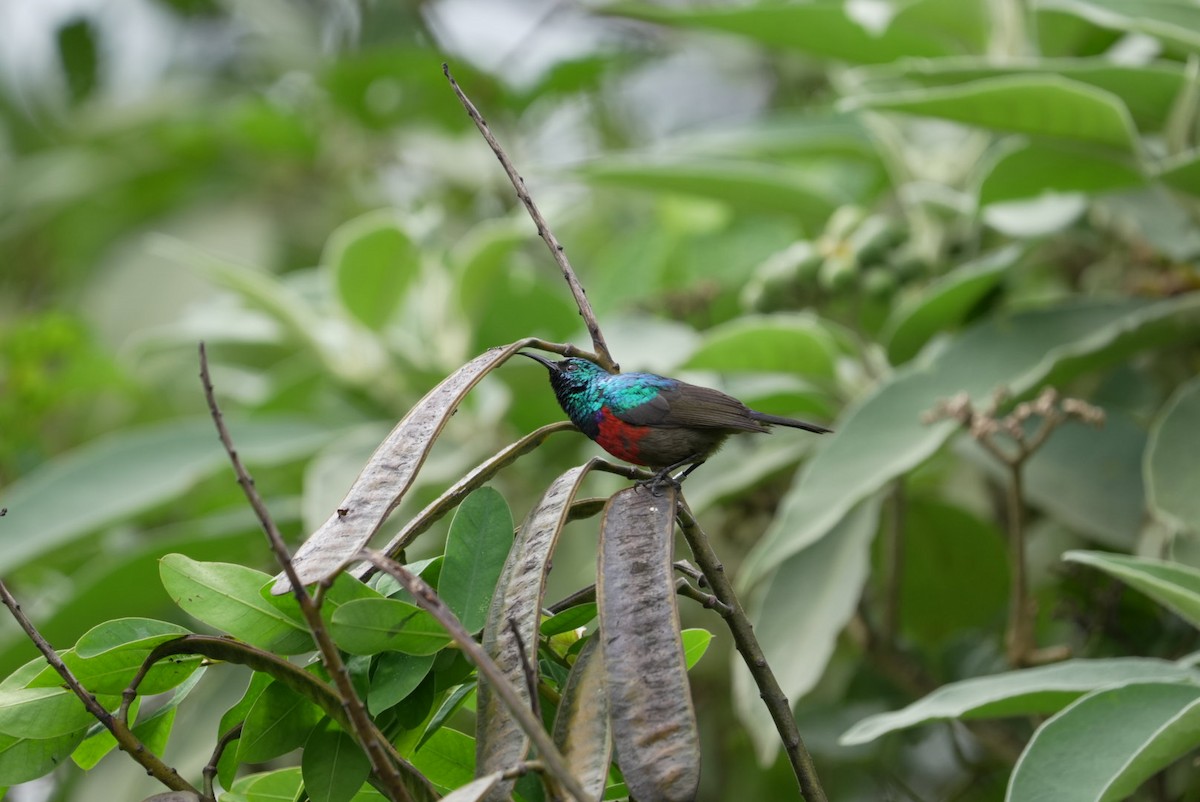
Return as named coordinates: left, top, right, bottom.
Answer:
left=443, top=64, right=618, bottom=373
left=199, top=343, right=416, bottom=802
left=0, top=580, right=202, bottom=797
left=675, top=498, right=828, bottom=802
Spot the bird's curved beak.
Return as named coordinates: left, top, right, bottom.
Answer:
left=517, top=351, right=561, bottom=373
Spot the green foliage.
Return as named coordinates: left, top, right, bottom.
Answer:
left=4, top=0, right=1200, bottom=799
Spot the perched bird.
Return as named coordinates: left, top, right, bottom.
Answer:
left=520, top=352, right=831, bottom=486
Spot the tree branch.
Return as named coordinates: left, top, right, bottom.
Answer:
left=443, top=63, right=618, bottom=373
left=675, top=498, right=828, bottom=802
left=0, top=580, right=202, bottom=797
left=198, top=343, right=416, bottom=802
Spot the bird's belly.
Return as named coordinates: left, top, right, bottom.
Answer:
left=595, top=417, right=728, bottom=468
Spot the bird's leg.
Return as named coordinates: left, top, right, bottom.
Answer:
left=636, top=456, right=704, bottom=496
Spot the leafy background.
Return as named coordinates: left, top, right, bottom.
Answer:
left=3, top=0, right=1200, bottom=800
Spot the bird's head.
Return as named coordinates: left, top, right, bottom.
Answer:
left=518, top=352, right=606, bottom=395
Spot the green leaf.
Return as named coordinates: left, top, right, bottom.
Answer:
left=218, top=672, right=273, bottom=790
left=577, top=159, right=844, bottom=227
left=236, top=680, right=323, bottom=764
left=840, top=658, right=1199, bottom=745
left=978, top=141, right=1143, bottom=205
left=1155, top=150, right=1200, bottom=198
left=0, top=417, right=333, bottom=574
left=302, top=720, right=371, bottom=802
left=73, top=669, right=201, bottom=770
left=1007, top=682, right=1200, bottom=802
left=0, top=688, right=96, bottom=738
left=410, top=727, right=476, bottom=794
left=681, top=629, right=713, bottom=670
left=895, top=499, right=1008, bottom=645
left=860, top=58, right=1185, bottom=132
left=228, top=767, right=303, bottom=800
left=1146, top=375, right=1200, bottom=534
left=437, top=488, right=514, bottom=634
left=609, top=0, right=978, bottom=63
left=682, top=314, right=839, bottom=379
left=31, top=643, right=201, bottom=696
left=74, top=617, right=191, bottom=658
left=742, top=295, right=1200, bottom=588
left=540, top=604, right=598, bottom=637
left=850, top=75, right=1138, bottom=152
left=0, top=729, right=87, bottom=785
left=329, top=598, right=451, bottom=655
left=1038, top=0, right=1200, bottom=53
left=734, top=495, right=884, bottom=762
left=883, top=245, right=1018, bottom=364
left=367, top=652, right=436, bottom=716
left=1065, top=551, right=1200, bottom=629
left=325, top=210, right=420, bottom=331
left=159, top=554, right=312, bottom=654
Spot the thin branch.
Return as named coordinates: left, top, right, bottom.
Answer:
left=360, top=550, right=593, bottom=802
left=675, top=498, right=828, bottom=802
left=443, top=63, right=618, bottom=373
left=203, top=722, right=243, bottom=800
left=198, top=343, right=415, bottom=802
left=508, top=617, right=542, bottom=723
left=674, top=577, right=733, bottom=616
left=0, top=580, right=202, bottom=797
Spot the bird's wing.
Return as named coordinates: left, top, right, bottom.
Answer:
left=613, top=383, right=769, bottom=433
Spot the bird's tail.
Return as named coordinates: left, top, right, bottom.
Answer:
left=748, top=410, right=833, bottom=434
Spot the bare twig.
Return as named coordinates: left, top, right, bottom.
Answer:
left=360, top=549, right=592, bottom=802
left=675, top=498, right=828, bottom=802
left=925, top=387, right=1100, bottom=667
left=0, top=580, right=202, bottom=797
left=674, top=577, right=734, bottom=616
left=443, top=63, right=618, bottom=373
left=198, top=343, right=416, bottom=802
left=203, top=723, right=243, bottom=800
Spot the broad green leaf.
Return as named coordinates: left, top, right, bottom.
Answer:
left=229, top=767, right=303, bottom=800
left=742, top=296, right=1200, bottom=588
left=681, top=629, right=713, bottom=669
left=840, top=658, right=1199, bottom=745
left=0, top=729, right=87, bottom=785
left=1146, top=376, right=1200, bottom=534
left=540, top=603, right=597, bottom=637
left=72, top=670, right=201, bottom=770
left=1155, top=150, right=1200, bottom=198
left=883, top=245, right=1019, bottom=364
left=410, top=727, right=475, bottom=794
left=0, top=417, right=333, bottom=574
left=735, top=495, right=883, bottom=762
left=302, top=720, right=371, bottom=802
left=325, top=210, right=419, bottom=331
left=28, top=641, right=201, bottom=696
left=1007, top=682, right=1200, bottom=802
left=75, top=617, right=191, bottom=658
left=437, top=488, right=514, bottom=634
left=577, top=159, right=844, bottom=227
left=236, top=680, right=323, bottom=764
left=850, top=75, right=1138, bottom=152
left=71, top=697, right=140, bottom=771
left=1038, top=0, right=1200, bottom=53
left=367, top=652, right=436, bottom=716
left=0, top=688, right=95, bottom=738
left=860, top=58, right=1185, bottom=132
left=1065, top=551, right=1200, bottom=629
left=159, top=555, right=312, bottom=654
left=415, top=682, right=476, bottom=753
left=609, top=0, right=977, bottom=63
left=978, top=141, right=1142, bottom=205
left=894, top=499, right=1008, bottom=645
left=218, top=672, right=274, bottom=790
left=329, top=598, right=451, bottom=655
left=682, top=314, right=838, bottom=379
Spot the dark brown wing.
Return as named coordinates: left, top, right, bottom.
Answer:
left=613, top=382, right=769, bottom=433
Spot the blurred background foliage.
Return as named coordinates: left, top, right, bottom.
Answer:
left=3, top=0, right=1200, bottom=800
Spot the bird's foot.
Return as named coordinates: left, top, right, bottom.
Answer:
left=635, top=469, right=681, bottom=497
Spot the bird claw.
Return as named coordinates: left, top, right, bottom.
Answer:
left=635, top=470, right=682, bottom=497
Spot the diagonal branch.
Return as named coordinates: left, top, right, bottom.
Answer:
left=675, top=497, right=828, bottom=802
left=198, top=343, right=418, bottom=802
left=443, top=63, right=618, bottom=374
left=0, top=580, right=202, bottom=797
